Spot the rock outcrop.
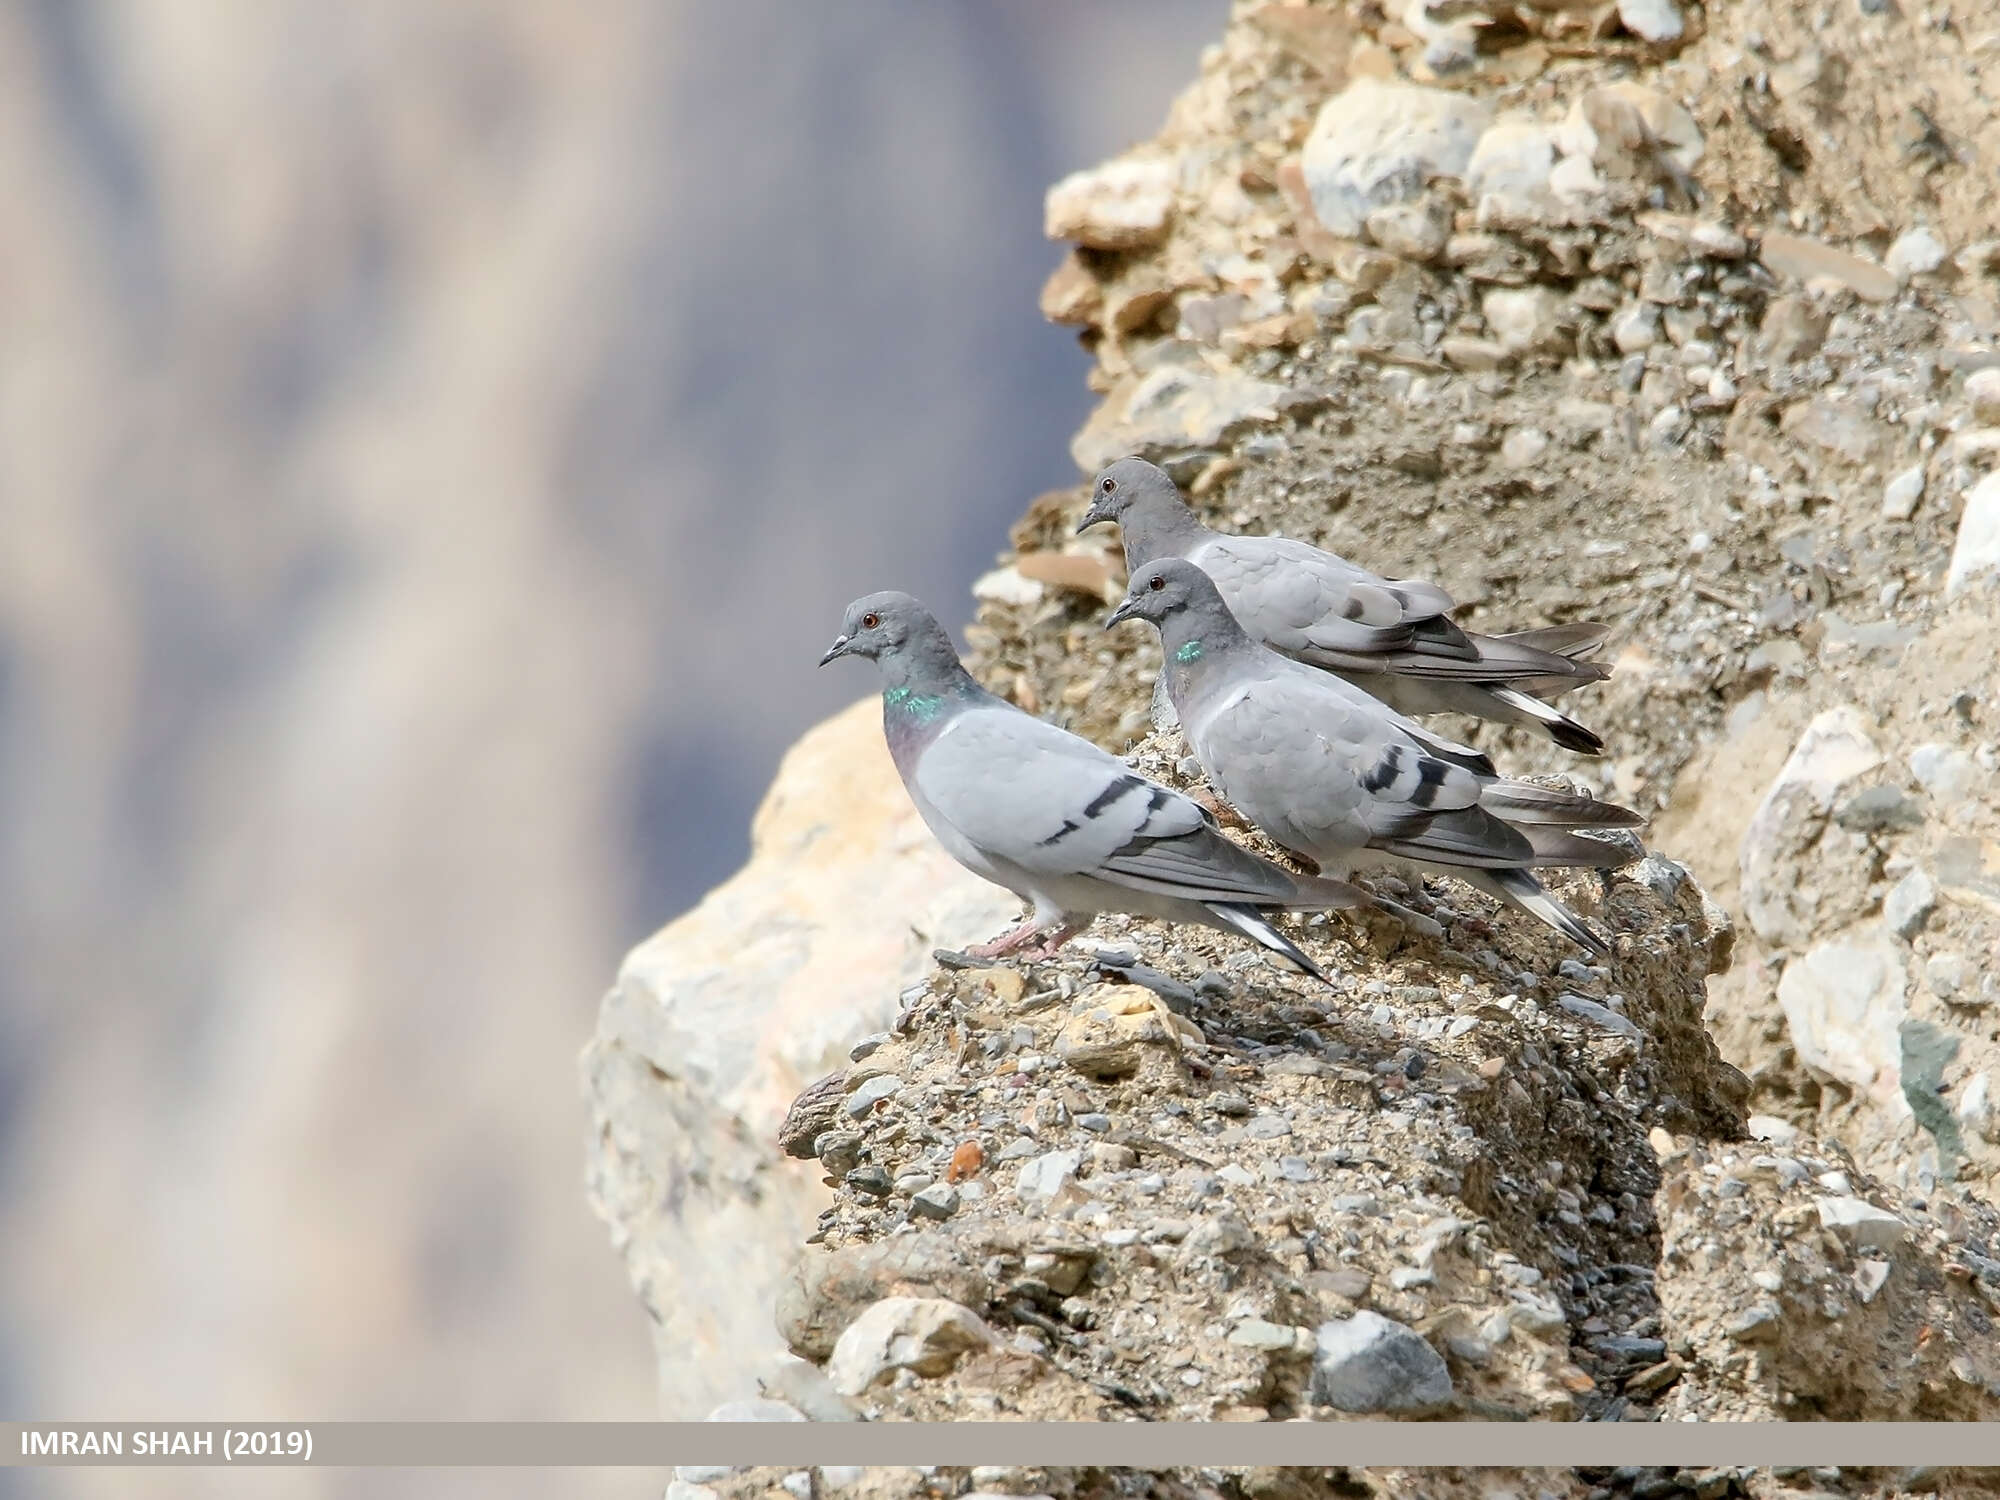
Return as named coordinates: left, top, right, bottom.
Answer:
left=587, top=0, right=2000, bottom=1428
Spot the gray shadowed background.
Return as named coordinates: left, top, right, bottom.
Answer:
left=0, top=0, right=1223, bottom=1495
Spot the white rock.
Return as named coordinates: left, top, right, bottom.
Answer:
left=1618, top=0, right=1685, bottom=43
left=1610, top=302, right=1659, bottom=353
left=1926, top=952, right=1973, bottom=1000
left=973, top=566, right=1044, bottom=607
left=1910, top=743, right=1981, bottom=806
left=1302, top=79, right=1493, bottom=237
left=1501, top=427, right=1550, bottom=467
left=1814, top=1196, right=1909, bottom=1253
left=1482, top=286, right=1567, bottom=354
left=1740, top=707, right=1882, bottom=949
left=1016, top=1148, right=1082, bottom=1202
left=1746, top=1114, right=1799, bottom=1145
left=1882, top=868, right=1937, bottom=940
left=1777, top=939, right=1909, bottom=1118
left=1853, top=1260, right=1891, bottom=1304
left=1465, top=122, right=1557, bottom=202
left=1044, top=157, right=1175, bottom=250
left=1885, top=226, right=1948, bottom=279
left=1947, top=473, right=2000, bottom=598
left=1882, top=464, right=1925, bottom=520
left=1968, top=368, right=2000, bottom=426
left=1364, top=200, right=1450, bottom=261
left=1959, top=1072, right=1994, bottom=1142
left=826, top=1296, right=997, bottom=1395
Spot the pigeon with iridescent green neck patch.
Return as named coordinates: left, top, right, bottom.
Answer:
left=820, top=590, right=1364, bottom=980
left=1108, top=560, right=1646, bottom=957
left=1078, top=456, right=1612, bottom=754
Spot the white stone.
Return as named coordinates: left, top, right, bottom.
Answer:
left=1740, top=708, right=1881, bottom=949
left=1548, top=153, right=1603, bottom=200
left=1885, top=226, right=1948, bottom=279
left=1882, top=869, right=1937, bottom=940
left=1610, top=302, right=1659, bottom=353
left=1814, top=1196, right=1909, bottom=1253
left=1746, top=1114, right=1799, bottom=1145
left=1910, top=743, right=1981, bottom=806
left=1465, top=122, right=1557, bottom=202
left=1044, top=156, right=1175, bottom=250
left=1302, top=79, right=1493, bottom=237
left=1778, top=939, right=1909, bottom=1118
left=973, top=566, right=1044, bottom=607
left=1958, top=1072, right=1994, bottom=1142
left=1482, top=286, right=1567, bottom=354
left=1617, top=0, right=1685, bottom=43
left=1501, top=426, right=1550, bottom=467
left=1968, top=368, right=2000, bottom=426
left=826, top=1296, right=997, bottom=1395
left=1016, top=1148, right=1082, bottom=1202
left=1882, top=464, right=1925, bottom=520
left=1946, top=473, right=2000, bottom=599
left=1926, top=952, right=1974, bottom=999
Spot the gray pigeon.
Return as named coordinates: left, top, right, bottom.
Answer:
left=1078, top=456, right=1611, bottom=755
left=1106, top=561, right=1645, bottom=956
left=819, top=591, right=1365, bottom=979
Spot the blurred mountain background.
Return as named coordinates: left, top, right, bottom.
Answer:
left=0, top=0, right=1221, bottom=1486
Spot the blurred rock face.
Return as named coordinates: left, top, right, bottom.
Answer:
left=0, top=0, right=1220, bottom=1465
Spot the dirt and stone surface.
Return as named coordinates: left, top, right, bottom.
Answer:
left=585, top=0, right=2000, bottom=1447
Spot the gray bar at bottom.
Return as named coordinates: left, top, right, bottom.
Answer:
left=3, top=1421, right=1997, bottom=1467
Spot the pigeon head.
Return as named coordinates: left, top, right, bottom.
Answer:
left=1075, top=458, right=1199, bottom=556
left=1105, top=557, right=1235, bottom=634
left=819, top=591, right=935, bottom=666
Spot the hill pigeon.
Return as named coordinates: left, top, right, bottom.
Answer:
left=820, top=591, right=1365, bottom=979
left=1106, top=561, right=1645, bottom=955
left=1078, top=457, right=1612, bottom=755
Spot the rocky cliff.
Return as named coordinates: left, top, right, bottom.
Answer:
left=585, top=0, right=2000, bottom=1429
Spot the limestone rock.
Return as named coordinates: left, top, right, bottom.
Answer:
left=1759, top=233, right=1898, bottom=302
left=1560, top=84, right=1702, bottom=178
left=583, top=698, right=1015, bottom=1412
left=1740, top=707, right=1882, bottom=949
left=1815, top=1196, right=1909, bottom=1252
left=1885, top=226, right=1948, bottom=279
left=775, top=1235, right=993, bottom=1362
left=1070, top=365, right=1317, bottom=473
left=1044, top=157, right=1176, bottom=250
left=1946, top=472, right=2000, bottom=599
left=1777, top=938, right=1909, bottom=1118
left=1301, top=80, right=1492, bottom=237
left=1309, top=1311, right=1454, bottom=1412
left=826, top=1296, right=997, bottom=1395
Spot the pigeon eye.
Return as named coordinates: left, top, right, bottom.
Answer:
left=861, top=612, right=880, bottom=630
left=1148, top=575, right=1165, bottom=591
left=1100, top=477, right=1117, bottom=495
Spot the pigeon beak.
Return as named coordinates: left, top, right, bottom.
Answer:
left=1103, top=597, right=1139, bottom=630
left=1074, top=506, right=1104, bottom=536
left=818, top=634, right=852, bottom=667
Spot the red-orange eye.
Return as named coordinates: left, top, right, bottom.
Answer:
left=861, top=613, right=880, bottom=629
left=1148, top=575, right=1165, bottom=591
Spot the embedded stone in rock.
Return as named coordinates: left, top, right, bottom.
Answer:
left=1561, top=83, right=1702, bottom=176
left=1758, top=232, right=1898, bottom=303
left=825, top=1296, right=997, bottom=1396
left=1069, top=366, right=1313, bottom=474
left=1882, top=464, right=1925, bottom=520
left=1968, top=368, right=2000, bottom=426
left=1885, top=226, right=1948, bottom=280
left=1016, top=1149, right=1083, bottom=1203
left=1617, top=0, right=1685, bottom=43
left=1482, top=286, right=1568, bottom=355
left=1054, top=983, right=1202, bottom=1078
left=1814, top=1197, right=1909, bottom=1253
left=1309, top=1311, right=1454, bottom=1412
left=1363, top=200, right=1450, bottom=262
left=1946, top=473, right=2000, bottom=599
left=1301, top=79, right=1492, bottom=237
left=1883, top=870, right=1937, bottom=940
left=1777, top=938, right=1909, bottom=1118
left=1740, top=707, right=1882, bottom=949
left=775, top=1237, right=993, bottom=1362
left=1044, top=156, right=1175, bottom=251
left=1464, top=122, right=1557, bottom=205
left=1910, top=744, right=1982, bottom=807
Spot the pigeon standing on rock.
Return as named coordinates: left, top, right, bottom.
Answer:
left=1078, top=457, right=1612, bottom=755
left=820, top=591, right=1365, bottom=979
left=1106, top=561, right=1645, bottom=955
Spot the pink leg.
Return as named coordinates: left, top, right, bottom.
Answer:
left=1016, top=920, right=1087, bottom=961
left=964, top=918, right=1047, bottom=959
